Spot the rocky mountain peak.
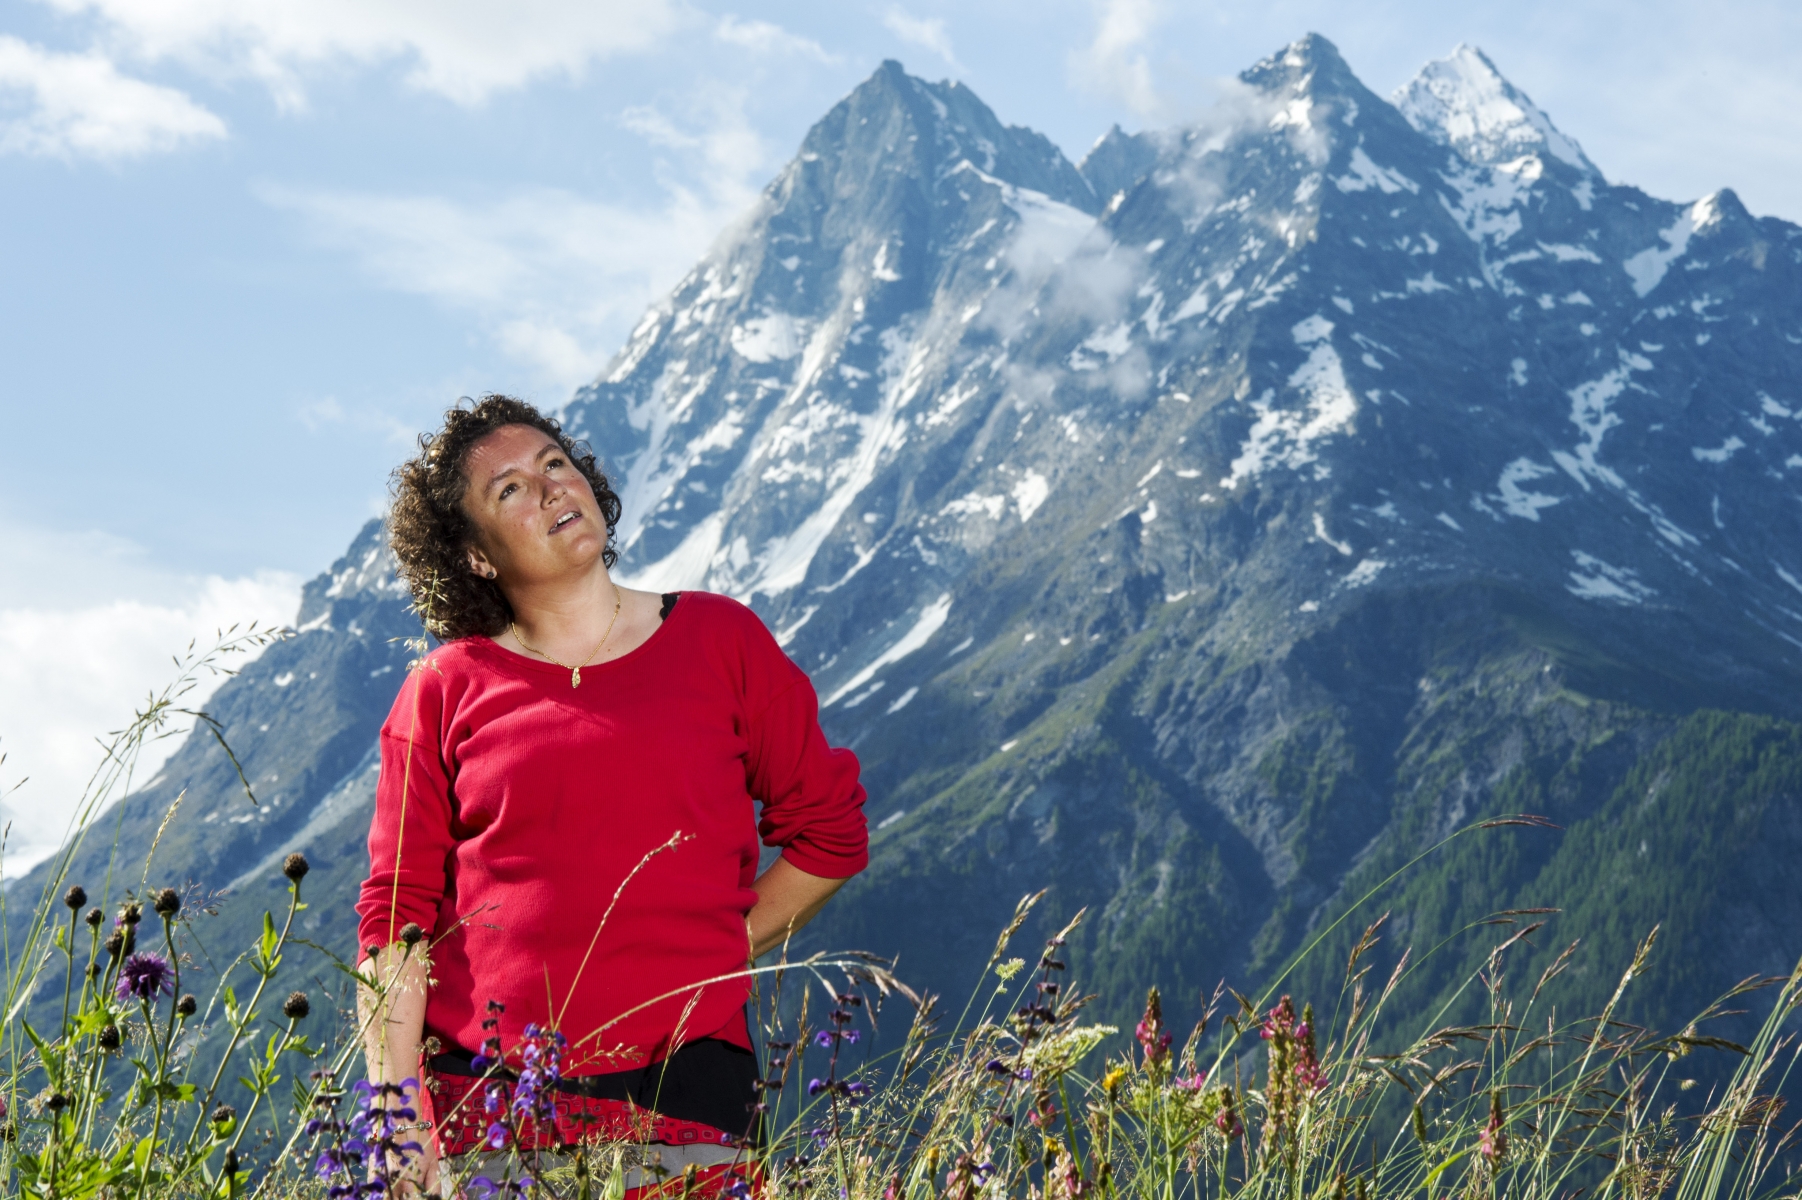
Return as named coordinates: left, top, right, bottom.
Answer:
left=295, top=518, right=406, bottom=630
left=1394, top=44, right=1596, bottom=174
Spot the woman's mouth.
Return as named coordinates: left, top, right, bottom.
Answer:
left=550, top=511, right=581, bottom=533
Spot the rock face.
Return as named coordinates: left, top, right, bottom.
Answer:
left=20, top=37, right=1802, bottom=1049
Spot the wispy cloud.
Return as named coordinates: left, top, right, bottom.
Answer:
left=35, top=0, right=684, bottom=108
left=0, top=519, right=298, bottom=875
left=881, top=8, right=961, bottom=71
left=1069, top=0, right=1163, bottom=118
left=0, top=34, right=224, bottom=159
left=260, top=87, right=768, bottom=390
left=714, top=15, right=838, bottom=63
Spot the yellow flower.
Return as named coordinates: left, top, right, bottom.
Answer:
left=1102, top=1066, right=1129, bottom=1094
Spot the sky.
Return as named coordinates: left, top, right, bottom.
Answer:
left=2, top=0, right=1800, bottom=869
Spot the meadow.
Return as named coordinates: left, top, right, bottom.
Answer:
left=2, top=631, right=1795, bottom=1199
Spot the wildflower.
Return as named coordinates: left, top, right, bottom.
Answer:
left=115, top=952, right=174, bottom=1002
left=511, top=1023, right=566, bottom=1128
left=84, top=907, right=103, bottom=929
left=283, top=852, right=311, bottom=881
left=400, top=923, right=425, bottom=947
left=284, top=991, right=312, bottom=1019
left=64, top=885, right=87, bottom=909
left=119, top=902, right=142, bottom=927
left=97, top=1024, right=121, bottom=1051
left=214, top=1105, right=237, bottom=1126
left=104, top=932, right=124, bottom=960
left=1216, top=1095, right=1242, bottom=1138
left=1479, top=1092, right=1509, bottom=1162
left=807, top=1078, right=827, bottom=1096
left=46, top=1093, right=70, bottom=1112
left=153, top=887, right=181, bottom=917
left=177, top=993, right=198, bottom=1018
left=1135, top=987, right=1172, bottom=1066
left=1174, top=1070, right=1207, bottom=1091
left=1293, top=1007, right=1326, bottom=1093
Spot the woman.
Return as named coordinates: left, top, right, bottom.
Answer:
left=356, top=395, right=868, bottom=1195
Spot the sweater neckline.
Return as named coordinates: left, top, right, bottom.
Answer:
left=474, top=589, right=685, bottom=680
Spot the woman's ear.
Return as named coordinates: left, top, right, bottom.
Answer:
left=467, top=547, right=497, bottom=581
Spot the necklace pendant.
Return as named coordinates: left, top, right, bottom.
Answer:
left=571, top=668, right=582, bottom=689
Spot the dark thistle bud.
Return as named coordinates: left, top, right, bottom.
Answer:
left=104, top=932, right=124, bottom=960
left=97, top=1025, right=121, bottom=1051
left=153, top=887, right=181, bottom=918
left=120, top=902, right=141, bottom=927
left=223, top=1149, right=239, bottom=1175
left=85, top=963, right=101, bottom=981
left=282, top=991, right=311, bottom=1020
left=46, top=1093, right=69, bottom=1112
left=64, top=885, right=87, bottom=909
left=176, top=993, right=198, bottom=1018
left=282, top=852, right=310, bottom=881
left=213, top=1104, right=237, bottom=1126
left=0, top=1121, right=13, bottom=1142
left=85, top=906, right=103, bottom=928
left=400, top=923, right=425, bottom=947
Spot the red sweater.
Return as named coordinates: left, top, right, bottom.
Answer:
left=355, top=592, right=868, bottom=1074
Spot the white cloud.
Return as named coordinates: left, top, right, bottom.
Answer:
left=0, top=520, right=299, bottom=875
left=714, top=15, right=837, bottom=63
left=36, top=0, right=683, bottom=108
left=0, top=34, right=224, bottom=159
left=881, top=8, right=961, bottom=70
left=1069, top=0, right=1162, bottom=118
left=261, top=85, right=769, bottom=391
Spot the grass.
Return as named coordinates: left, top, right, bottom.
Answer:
left=1, top=635, right=1798, bottom=1199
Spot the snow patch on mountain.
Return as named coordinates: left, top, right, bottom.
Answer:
left=1567, top=551, right=1656, bottom=603
left=1334, top=146, right=1417, bottom=195
left=1394, top=44, right=1594, bottom=173
left=1624, top=194, right=1724, bottom=298
left=823, top=592, right=952, bottom=706
left=1221, top=316, right=1357, bottom=490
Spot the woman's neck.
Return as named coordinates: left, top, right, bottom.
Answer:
left=495, top=565, right=663, bottom=667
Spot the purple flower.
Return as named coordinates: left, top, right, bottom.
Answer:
left=807, top=1078, right=827, bottom=1096
left=115, top=952, right=173, bottom=1002
left=485, top=1123, right=509, bottom=1150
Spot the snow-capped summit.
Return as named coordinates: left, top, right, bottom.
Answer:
left=1394, top=44, right=1596, bottom=173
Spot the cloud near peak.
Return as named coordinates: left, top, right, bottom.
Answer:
left=0, top=34, right=225, bottom=160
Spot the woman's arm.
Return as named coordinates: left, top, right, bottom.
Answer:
left=358, top=948, right=439, bottom=1193
left=747, top=858, right=846, bottom=959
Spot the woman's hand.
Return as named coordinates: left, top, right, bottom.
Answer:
left=746, top=858, right=847, bottom=960
left=393, top=1135, right=440, bottom=1198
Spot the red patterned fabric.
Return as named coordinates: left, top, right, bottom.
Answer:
left=425, top=1066, right=747, bottom=1156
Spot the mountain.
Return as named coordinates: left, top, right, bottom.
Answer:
left=16, top=37, right=1802, bottom=1062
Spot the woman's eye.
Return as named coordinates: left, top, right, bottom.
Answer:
left=499, top=483, right=517, bottom=499
left=546, top=456, right=565, bottom=471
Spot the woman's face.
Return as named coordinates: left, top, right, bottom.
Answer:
left=459, top=423, right=607, bottom=586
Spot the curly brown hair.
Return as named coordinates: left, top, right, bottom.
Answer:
left=388, top=395, right=622, bottom=640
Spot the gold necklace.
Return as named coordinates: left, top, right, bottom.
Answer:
left=510, top=587, right=622, bottom=689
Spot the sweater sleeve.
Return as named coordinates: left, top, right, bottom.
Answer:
left=743, top=637, right=869, bottom=880
left=355, top=661, right=459, bottom=953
